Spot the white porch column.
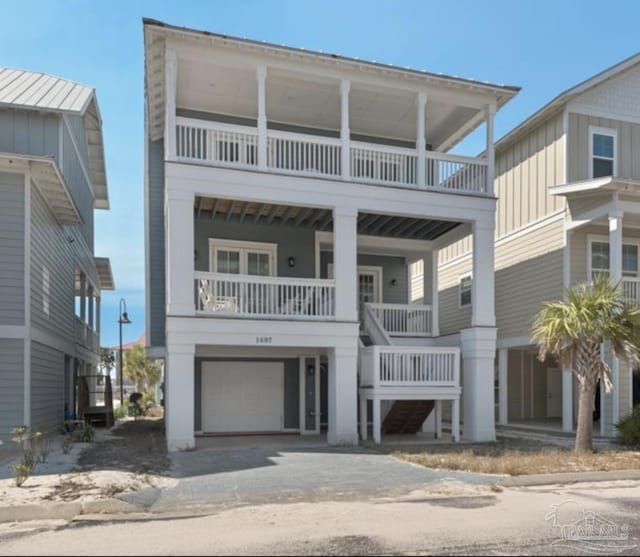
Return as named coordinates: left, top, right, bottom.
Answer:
left=485, top=104, right=496, bottom=196
left=79, top=272, right=86, bottom=322
left=165, top=49, right=178, bottom=160
left=257, top=65, right=268, bottom=170
left=460, top=327, right=497, bottom=441
left=166, top=189, right=195, bottom=316
left=372, top=397, right=381, bottom=444
left=562, top=368, right=574, bottom=432
left=340, top=79, right=351, bottom=180
left=431, top=249, right=439, bottom=336
left=435, top=400, right=442, bottom=438
left=165, top=342, right=195, bottom=451
left=609, top=210, right=623, bottom=427
left=87, top=285, right=94, bottom=329
left=416, top=92, right=427, bottom=187
left=96, top=296, right=101, bottom=336
left=328, top=345, right=359, bottom=445
left=498, top=347, right=508, bottom=425
left=471, top=220, right=496, bottom=327
left=333, top=206, right=358, bottom=322
left=451, top=398, right=460, bottom=442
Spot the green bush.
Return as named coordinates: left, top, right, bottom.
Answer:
left=73, top=422, right=94, bottom=443
left=114, top=404, right=127, bottom=419
left=11, top=425, right=40, bottom=487
left=615, top=405, right=640, bottom=446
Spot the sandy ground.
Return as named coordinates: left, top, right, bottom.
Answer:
left=0, top=421, right=175, bottom=506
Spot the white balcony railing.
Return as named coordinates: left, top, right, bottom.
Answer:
left=75, top=317, right=98, bottom=351
left=195, top=271, right=336, bottom=320
left=360, top=345, right=460, bottom=388
left=175, top=117, right=488, bottom=195
left=622, top=278, right=640, bottom=305
left=366, top=303, right=433, bottom=337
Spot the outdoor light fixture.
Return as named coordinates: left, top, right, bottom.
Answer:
left=118, top=298, right=132, bottom=408
left=390, top=278, right=397, bottom=286
left=288, top=256, right=296, bottom=267
left=307, top=364, right=315, bottom=375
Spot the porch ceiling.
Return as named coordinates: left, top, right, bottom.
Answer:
left=194, top=196, right=460, bottom=241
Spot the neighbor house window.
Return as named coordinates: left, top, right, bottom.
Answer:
left=589, top=127, right=616, bottom=179
left=459, top=274, right=472, bottom=307
left=589, top=238, right=639, bottom=280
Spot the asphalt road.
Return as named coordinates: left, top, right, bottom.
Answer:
left=1, top=480, right=639, bottom=555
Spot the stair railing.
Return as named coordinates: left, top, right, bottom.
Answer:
left=362, top=303, right=392, bottom=346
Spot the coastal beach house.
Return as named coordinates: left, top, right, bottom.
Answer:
left=0, top=68, right=114, bottom=442
left=143, top=19, right=519, bottom=451
left=436, top=53, right=640, bottom=437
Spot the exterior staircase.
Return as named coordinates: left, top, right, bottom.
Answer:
left=382, top=400, right=434, bottom=434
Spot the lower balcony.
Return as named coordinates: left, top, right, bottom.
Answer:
left=195, top=272, right=336, bottom=320
left=75, top=316, right=98, bottom=351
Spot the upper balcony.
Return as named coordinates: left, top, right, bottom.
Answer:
left=146, top=19, right=519, bottom=198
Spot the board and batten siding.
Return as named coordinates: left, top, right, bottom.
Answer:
left=0, top=172, right=25, bottom=326
left=31, top=185, right=75, bottom=341
left=439, top=112, right=566, bottom=265
left=568, top=112, right=640, bottom=182
left=147, top=138, right=166, bottom=349
left=0, top=109, right=58, bottom=159
left=30, top=341, right=64, bottom=434
left=439, top=216, right=564, bottom=339
left=0, top=339, right=24, bottom=443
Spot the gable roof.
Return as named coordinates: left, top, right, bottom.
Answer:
left=0, top=67, right=109, bottom=209
left=495, top=51, right=640, bottom=154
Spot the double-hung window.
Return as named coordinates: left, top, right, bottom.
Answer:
left=589, top=238, right=639, bottom=280
left=459, top=274, right=472, bottom=307
left=589, top=127, right=617, bottom=179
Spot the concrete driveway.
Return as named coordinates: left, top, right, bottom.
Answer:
left=120, top=435, right=500, bottom=513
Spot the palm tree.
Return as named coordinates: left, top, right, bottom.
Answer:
left=531, top=274, right=640, bottom=452
left=123, top=345, right=161, bottom=394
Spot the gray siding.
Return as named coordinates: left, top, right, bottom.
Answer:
left=147, top=139, right=166, bottom=348
left=0, top=109, right=58, bottom=159
left=195, top=217, right=316, bottom=277
left=0, top=172, right=25, bottom=325
left=320, top=252, right=408, bottom=304
left=568, top=113, right=640, bottom=182
left=194, top=358, right=300, bottom=431
left=31, top=185, right=74, bottom=340
left=0, top=339, right=24, bottom=443
left=31, top=341, right=64, bottom=434
left=62, top=122, right=94, bottom=250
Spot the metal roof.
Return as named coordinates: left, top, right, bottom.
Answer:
left=0, top=67, right=94, bottom=113
left=0, top=67, right=109, bottom=209
left=94, top=257, right=115, bottom=290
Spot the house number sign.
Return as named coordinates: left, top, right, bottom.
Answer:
left=256, top=336, right=273, bottom=344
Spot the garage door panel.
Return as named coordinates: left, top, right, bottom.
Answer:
left=201, top=362, right=284, bottom=433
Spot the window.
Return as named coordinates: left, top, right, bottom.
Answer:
left=209, top=239, right=277, bottom=276
left=459, top=274, right=472, bottom=307
left=589, top=237, right=639, bottom=279
left=589, top=127, right=616, bottom=179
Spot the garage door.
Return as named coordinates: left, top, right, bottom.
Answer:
left=201, top=362, right=284, bottom=433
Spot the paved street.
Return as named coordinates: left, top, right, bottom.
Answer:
left=1, top=480, right=639, bottom=555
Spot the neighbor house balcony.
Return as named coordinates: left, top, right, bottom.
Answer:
left=175, top=117, right=489, bottom=195
left=622, top=277, right=640, bottom=305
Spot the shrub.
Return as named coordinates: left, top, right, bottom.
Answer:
left=114, top=404, right=127, bottom=420
left=62, top=435, right=73, bottom=454
left=73, top=422, right=94, bottom=443
left=35, top=431, right=51, bottom=463
left=11, top=425, right=41, bottom=487
left=616, top=405, right=640, bottom=447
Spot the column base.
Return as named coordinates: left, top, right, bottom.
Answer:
left=327, top=432, right=359, bottom=446
left=167, top=435, right=195, bottom=452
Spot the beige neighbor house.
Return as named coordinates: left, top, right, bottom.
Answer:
left=426, top=52, right=640, bottom=438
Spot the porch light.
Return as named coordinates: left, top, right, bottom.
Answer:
left=307, top=364, right=315, bottom=375
left=390, top=278, right=397, bottom=286
left=288, top=257, right=296, bottom=267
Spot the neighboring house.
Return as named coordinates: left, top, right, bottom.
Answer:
left=436, top=52, right=640, bottom=437
left=143, top=18, right=519, bottom=451
left=0, top=68, right=114, bottom=442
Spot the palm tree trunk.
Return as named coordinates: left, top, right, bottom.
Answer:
left=575, top=382, right=595, bottom=452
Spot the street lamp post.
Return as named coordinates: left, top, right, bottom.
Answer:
left=118, top=298, right=132, bottom=408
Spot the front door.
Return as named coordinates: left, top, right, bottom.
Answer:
left=357, top=267, right=382, bottom=321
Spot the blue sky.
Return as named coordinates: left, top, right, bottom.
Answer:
left=2, top=0, right=640, bottom=347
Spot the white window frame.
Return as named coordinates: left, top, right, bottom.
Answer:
left=587, top=234, right=640, bottom=279
left=459, top=273, right=472, bottom=308
left=208, top=238, right=278, bottom=276
left=588, top=126, right=617, bottom=179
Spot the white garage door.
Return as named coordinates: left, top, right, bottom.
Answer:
left=201, top=362, right=284, bottom=433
